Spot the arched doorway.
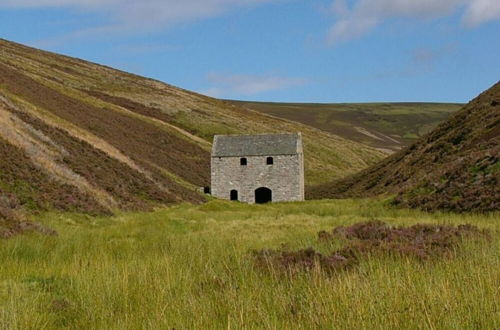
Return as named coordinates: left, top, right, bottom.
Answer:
left=255, top=187, right=272, bottom=204
left=230, top=190, right=238, bottom=201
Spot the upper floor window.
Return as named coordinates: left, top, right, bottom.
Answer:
left=240, top=157, right=247, bottom=166
left=266, top=157, right=274, bottom=165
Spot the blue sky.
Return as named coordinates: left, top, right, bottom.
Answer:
left=0, top=0, right=499, bottom=103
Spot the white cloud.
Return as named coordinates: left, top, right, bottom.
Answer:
left=463, top=0, right=500, bottom=26
left=327, top=0, right=500, bottom=45
left=0, top=0, right=277, bottom=34
left=202, top=73, right=307, bottom=97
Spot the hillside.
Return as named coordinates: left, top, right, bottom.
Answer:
left=309, top=82, right=500, bottom=212
left=232, top=101, right=462, bottom=153
left=0, top=39, right=385, bottom=228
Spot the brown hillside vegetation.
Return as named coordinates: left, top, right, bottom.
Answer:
left=309, top=82, right=500, bottom=213
left=0, top=38, right=384, bottom=228
left=0, top=187, right=56, bottom=238
left=254, top=221, right=489, bottom=274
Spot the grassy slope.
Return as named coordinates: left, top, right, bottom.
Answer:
left=0, top=199, right=498, bottom=328
left=309, top=82, right=500, bottom=213
left=0, top=39, right=384, bottom=222
left=232, top=101, right=462, bottom=153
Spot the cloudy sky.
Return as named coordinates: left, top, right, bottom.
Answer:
left=1, top=0, right=499, bottom=102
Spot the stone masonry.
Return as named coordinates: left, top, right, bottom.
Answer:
left=211, top=133, right=304, bottom=203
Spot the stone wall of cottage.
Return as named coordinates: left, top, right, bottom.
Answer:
left=211, top=153, right=304, bottom=203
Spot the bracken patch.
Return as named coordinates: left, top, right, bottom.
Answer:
left=253, top=247, right=358, bottom=275
left=1, top=189, right=57, bottom=238
left=322, top=220, right=489, bottom=259
left=254, top=221, right=489, bottom=274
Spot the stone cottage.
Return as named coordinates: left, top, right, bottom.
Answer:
left=210, top=133, right=304, bottom=203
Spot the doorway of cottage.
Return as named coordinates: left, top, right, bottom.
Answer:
left=230, top=190, right=238, bottom=201
left=255, top=187, right=272, bottom=204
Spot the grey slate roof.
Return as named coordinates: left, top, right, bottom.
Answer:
left=212, top=133, right=301, bottom=157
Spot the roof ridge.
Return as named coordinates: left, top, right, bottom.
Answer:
left=212, top=133, right=302, bottom=157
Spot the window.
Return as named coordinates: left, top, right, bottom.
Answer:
left=230, top=190, right=238, bottom=201
left=240, top=158, right=247, bottom=166
left=203, top=187, right=210, bottom=194
left=266, top=157, right=274, bottom=165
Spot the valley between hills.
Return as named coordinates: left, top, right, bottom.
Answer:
left=2, top=0, right=500, bottom=324
left=0, top=38, right=498, bottom=329
left=0, top=38, right=386, bottom=223
left=231, top=100, right=462, bottom=153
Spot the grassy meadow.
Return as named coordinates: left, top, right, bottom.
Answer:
left=0, top=199, right=498, bottom=329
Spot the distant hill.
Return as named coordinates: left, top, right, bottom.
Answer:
left=231, top=101, right=462, bottom=153
left=309, top=82, right=500, bottom=213
left=0, top=39, right=384, bottom=229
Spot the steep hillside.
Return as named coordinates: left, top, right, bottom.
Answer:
left=309, top=82, right=500, bottom=213
left=0, top=39, right=384, bottom=223
left=0, top=188, right=23, bottom=238
left=232, top=101, right=462, bottom=153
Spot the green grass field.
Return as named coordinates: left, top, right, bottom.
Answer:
left=1, top=199, right=498, bottom=329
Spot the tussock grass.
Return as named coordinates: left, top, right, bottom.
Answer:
left=0, top=199, right=498, bottom=329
